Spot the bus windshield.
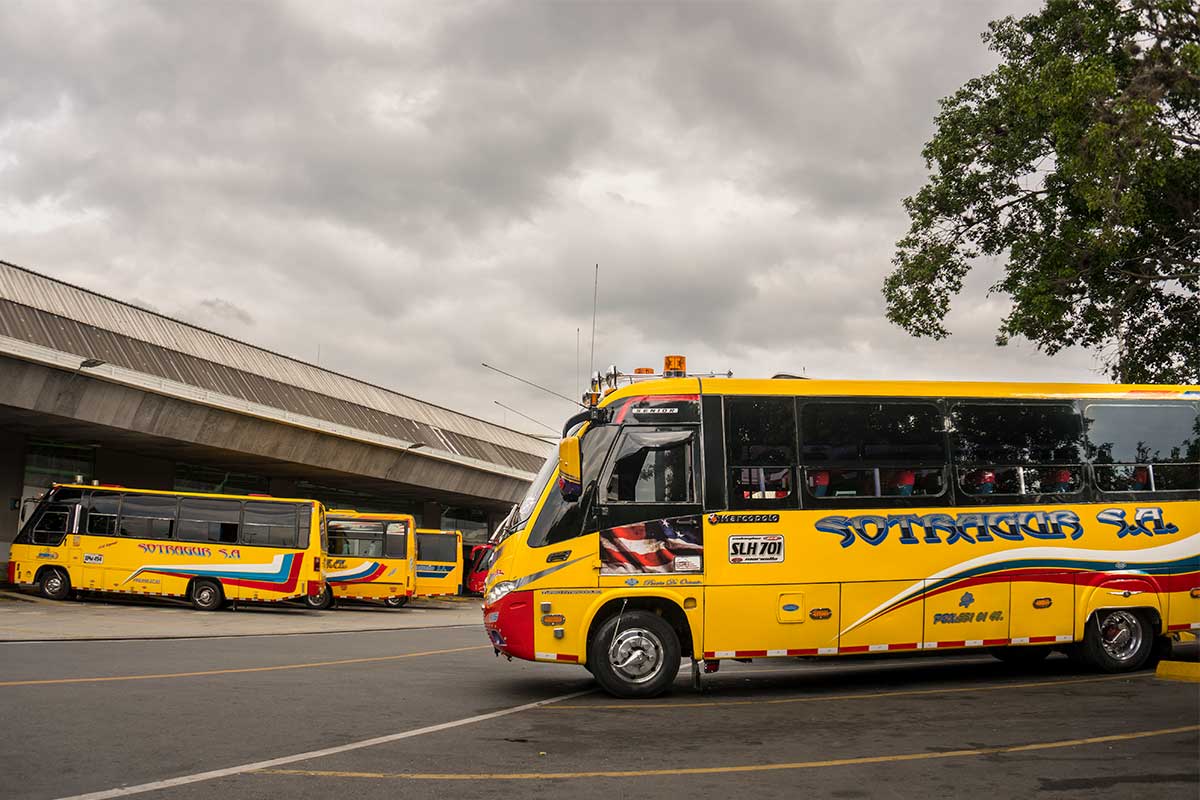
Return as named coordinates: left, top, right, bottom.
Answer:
left=515, top=453, right=557, bottom=529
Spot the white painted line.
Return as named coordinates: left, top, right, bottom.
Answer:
left=53, top=688, right=593, bottom=800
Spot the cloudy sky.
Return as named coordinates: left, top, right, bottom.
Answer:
left=1, top=0, right=1099, bottom=436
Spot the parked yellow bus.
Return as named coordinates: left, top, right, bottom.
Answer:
left=483, top=360, right=1200, bottom=697
left=415, top=528, right=464, bottom=597
left=8, top=484, right=326, bottom=611
left=306, top=510, right=415, bottom=609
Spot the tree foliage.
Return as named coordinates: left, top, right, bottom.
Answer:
left=886, top=0, right=1199, bottom=383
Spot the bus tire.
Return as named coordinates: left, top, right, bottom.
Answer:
left=189, top=579, right=224, bottom=612
left=39, top=567, right=72, bottom=601
left=988, top=645, right=1051, bottom=665
left=304, top=585, right=334, bottom=610
left=1081, top=609, right=1154, bottom=672
left=384, top=596, right=408, bottom=609
left=588, top=609, right=680, bottom=699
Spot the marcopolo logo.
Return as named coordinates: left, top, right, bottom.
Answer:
left=708, top=513, right=780, bottom=525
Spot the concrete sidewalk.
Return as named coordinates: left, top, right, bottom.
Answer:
left=0, top=590, right=483, bottom=641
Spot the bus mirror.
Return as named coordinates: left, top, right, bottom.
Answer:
left=558, top=436, right=583, bottom=501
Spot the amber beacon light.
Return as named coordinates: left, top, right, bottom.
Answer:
left=663, top=355, right=687, bottom=377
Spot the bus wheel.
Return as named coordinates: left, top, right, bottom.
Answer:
left=588, top=610, right=680, bottom=699
left=304, top=585, right=333, bottom=610
left=189, top=579, right=224, bottom=612
left=383, top=596, right=409, bottom=609
left=988, top=645, right=1051, bottom=665
left=1081, top=609, right=1154, bottom=672
left=39, top=568, right=72, bottom=601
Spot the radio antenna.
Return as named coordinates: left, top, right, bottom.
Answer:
left=493, top=401, right=557, bottom=433
left=576, top=326, right=581, bottom=400
left=482, top=362, right=584, bottom=407
left=588, top=264, right=599, bottom=381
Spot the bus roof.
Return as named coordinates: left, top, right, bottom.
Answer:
left=50, top=483, right=322, bottom=506
left=328, top=510, right=416, bottom=522
left=598, top=376, right=1200, bottom=405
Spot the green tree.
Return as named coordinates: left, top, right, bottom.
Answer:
left=885, top=0, right=1199, bottom=384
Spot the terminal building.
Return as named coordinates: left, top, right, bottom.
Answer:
left=0, top=259, right=551, bottom=564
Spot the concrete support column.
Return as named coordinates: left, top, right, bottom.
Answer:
left=0, top=430, right=27, bottom=566
left=421, top=501, right=442, bottom=529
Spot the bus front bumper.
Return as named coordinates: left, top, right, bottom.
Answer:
left=483, top=589, right=534, bottom=661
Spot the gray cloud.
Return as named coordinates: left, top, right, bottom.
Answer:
left=1, top=0, right=1089, bottom=435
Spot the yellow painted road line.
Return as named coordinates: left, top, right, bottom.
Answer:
left=1155, top=660, right=1200, bottom=683
left=0, top=645, right=491, bottom=687
left=257, top=724, right=1200, bottom=782
left=547, top=672, right=1153, bottom=710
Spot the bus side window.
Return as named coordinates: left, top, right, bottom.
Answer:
left=1086, top=402, right=1199, bottom=493
left=602, top=428, right=697, bottom=504
left=85, top=492, right=120, bottom=537
left=725, top=396, right=797, bottom=510
left=177, top=497, right=241, bottom=543
left=384, top=522, right=409, bottom=558
left=117, top=494, right=179, bottom=539
left=952, top=403, right=1083, bottom=499
left=799, top=401, right=946, bottom=502
left=242, top=502, right=300, bottom=548
left=30, top=504, right=72, bottom=546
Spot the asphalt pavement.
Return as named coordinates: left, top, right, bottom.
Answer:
left=0, top=606, right=1196, bottom=800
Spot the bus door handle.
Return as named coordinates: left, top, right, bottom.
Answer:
left=546, top=550, right=571, bottom=563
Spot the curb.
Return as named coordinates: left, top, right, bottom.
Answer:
left=1155, top=660, right=1200, bottom=683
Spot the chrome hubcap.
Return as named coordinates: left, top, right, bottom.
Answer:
left=196, top=587, right=215, bottom=606
left=45, top=574, right=62, bottom=593
left=1099, top=610, right=1142, bottom=661
left=609, top=627, right=664, bottom=684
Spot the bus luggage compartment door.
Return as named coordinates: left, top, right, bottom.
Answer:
left=703, top=584, right=840, bottom=657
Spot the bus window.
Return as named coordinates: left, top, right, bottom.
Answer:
left=417, top=533, right=459, bottom=562
left=725, top=397, right=796, bottom=509
left=242, top=502, right=299, bottom=548
left=952, top=403, right=1083, bottom=497
left=177, top=497, right=241, bottom=543
left=85, top=492, right=120, bottom=536
left=602, top=428, right=697, bottom=504
left=1086, top=403, right=1199, bottom=492
left=384, top=521, right=409, bottom=558
left=117, top=494, right=178, bottom=539
left=800, top=402, right=946, bottom=501
left=29, top=503, right=72, bottom=546
left=328, top=519, right=384, bottom=557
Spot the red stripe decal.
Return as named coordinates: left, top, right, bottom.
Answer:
left=839, top=645, right=870, bottom=653
left=788, top=648, right=818, bottom=656
left=1029, top=635, right=1058, bottom=644
left=983, top=638, right=1009, bottom=646
left=737, top=650, right=768, bottom=658
left=890, top=642, right=919, bottom=651
left=556, top=654, right=579, bottom=663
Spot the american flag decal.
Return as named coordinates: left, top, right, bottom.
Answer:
left=600, top=516, right=704, bottom=574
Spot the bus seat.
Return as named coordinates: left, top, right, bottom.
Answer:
left=1131, top=466, right=1149, bottom=491
left=967, top=469, right=995, bottom=494
left=892, top=469, right=915, bottom=496
left=1049, top=467, right=1073, bottom=492
left=810, top=470, right=829, bottom=497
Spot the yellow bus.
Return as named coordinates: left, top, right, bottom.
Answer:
left=8, top=484, right=326, bottom=611
left=415, top=528, right=464, bottom=598
left=306, top=510, right=415, bottom=609
left=483, top=359, right=1200, bottom=697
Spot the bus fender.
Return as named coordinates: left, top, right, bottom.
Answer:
left=578, top=589, right=703, bottom=664
left=1076, top=574, right=1165, bottom=633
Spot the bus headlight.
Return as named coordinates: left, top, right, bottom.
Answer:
left=485, top=580, right=517, bottom=606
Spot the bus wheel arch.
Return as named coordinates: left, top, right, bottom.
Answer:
left=585, top=595, right=696, bottom=663
left=36, top=566, right=72, bottom=601
left=586, top=604, right=682, bottom=698
left=187, top=578, right=225, bottom=611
